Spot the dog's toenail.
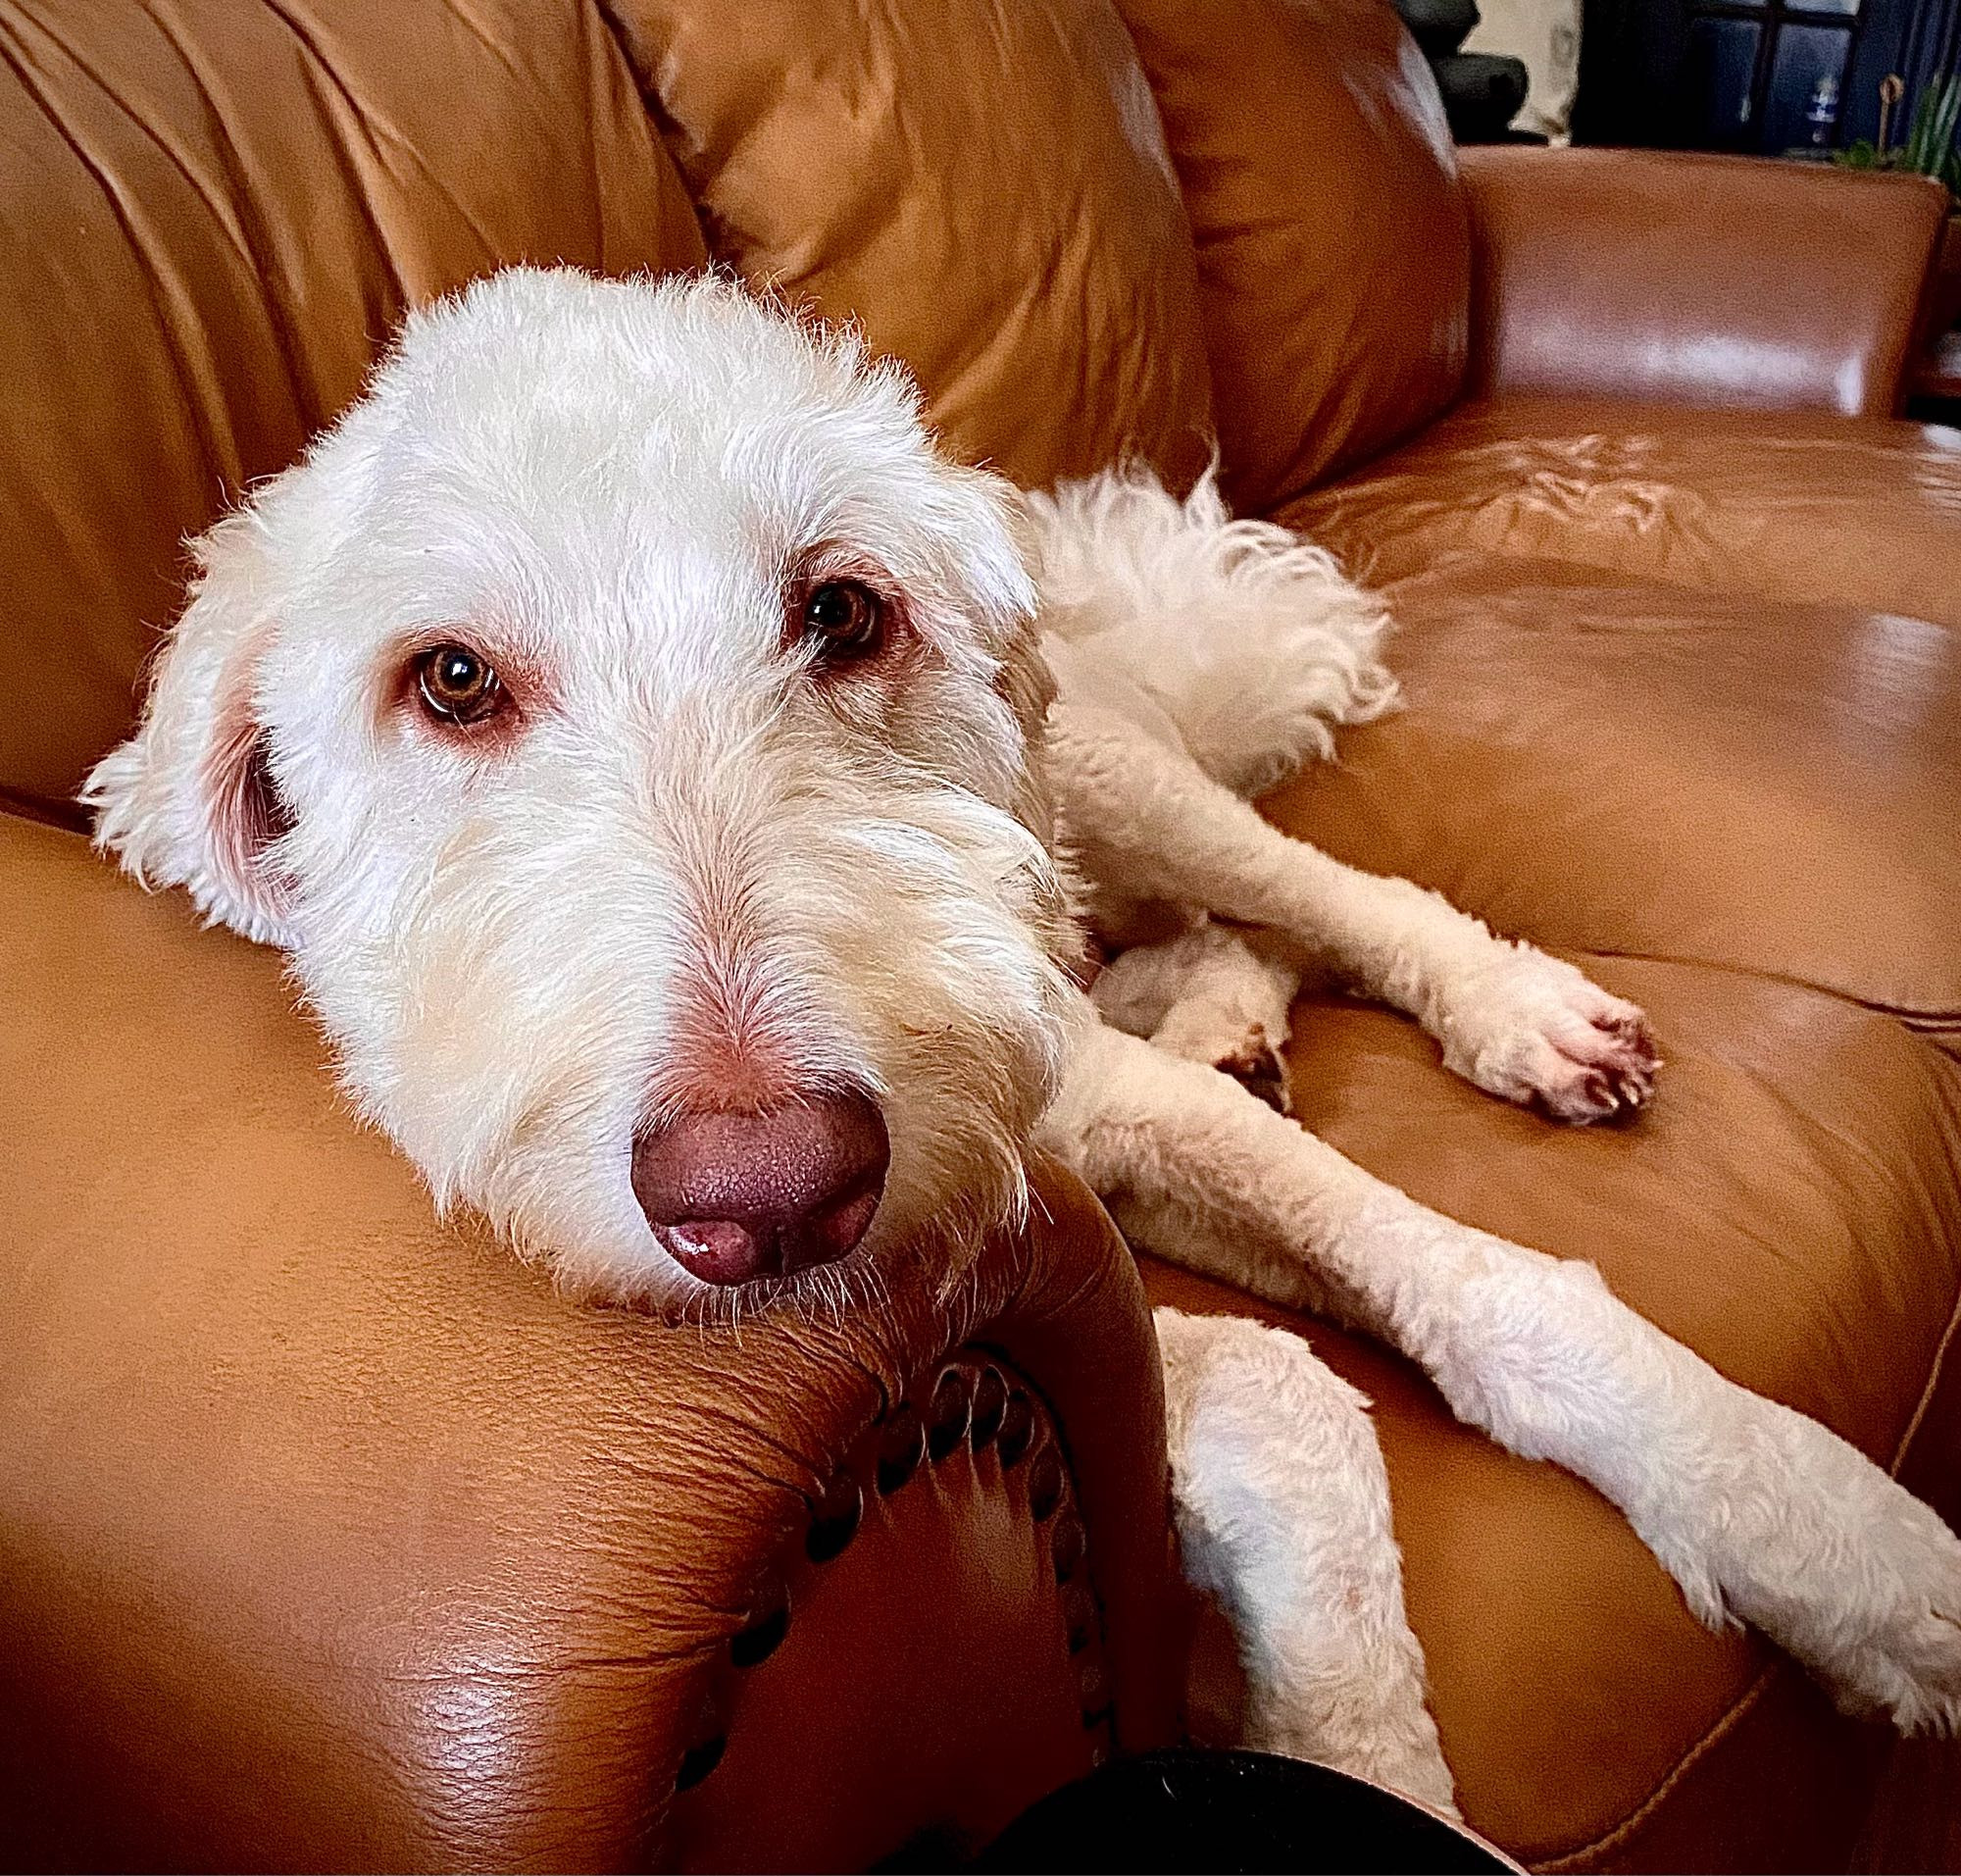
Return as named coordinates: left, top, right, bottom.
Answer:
left=928, top=1368, right=971, bottom=1459
left=971, top=1368, right=1007, bottom=1448
left=877, top=1405, right=925, bottom=1494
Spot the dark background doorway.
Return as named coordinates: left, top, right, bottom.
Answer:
left=1576, top=0, right=1960, bottom=153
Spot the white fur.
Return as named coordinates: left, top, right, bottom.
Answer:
left=1157, top=1305, right=1458, bottom=1815
left=87, top=270, right=1079, bottom=1311
left=86, top=270, right=1961, bottom=1810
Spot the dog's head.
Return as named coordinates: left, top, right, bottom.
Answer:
left=87, top=268, right=1080, bottom=1311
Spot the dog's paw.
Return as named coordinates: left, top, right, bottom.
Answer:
left=1655, top=1397, right=1961, bottom=1736
left=1433, top=945, right=1659, bottom=1124
left=1214, top=1028, right=1294, bottom=1115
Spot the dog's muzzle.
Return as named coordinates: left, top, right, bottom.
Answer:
left=630, top=1090, right=891, bottom=1286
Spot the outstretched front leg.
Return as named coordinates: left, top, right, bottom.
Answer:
left=1051, top=704, right=1658, bottom=1123
left=1040, top=1011, right=1961, bottom=1734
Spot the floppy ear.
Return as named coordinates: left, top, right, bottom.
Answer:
left=83, top=509, right=296, bottom=947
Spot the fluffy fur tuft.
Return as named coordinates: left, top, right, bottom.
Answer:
left=1024, top=463, right=1399, bottom=796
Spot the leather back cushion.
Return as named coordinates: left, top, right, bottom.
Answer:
left=603, top=0, right=1216, bottom=495
left=0, top=0, right=705, bottom=819
left=1115, top=0, right=1472, bottom=511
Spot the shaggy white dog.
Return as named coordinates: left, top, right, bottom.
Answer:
left=86, top=269, right=1961, bottom=1816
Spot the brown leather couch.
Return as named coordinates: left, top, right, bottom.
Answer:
left=2, top=1, right=1955, bottom=1871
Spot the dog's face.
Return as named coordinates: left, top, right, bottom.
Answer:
left=88, top=269, right=1079, bottom=1310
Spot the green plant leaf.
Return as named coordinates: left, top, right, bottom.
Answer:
left=1931, top=75, right=1961, bottom=175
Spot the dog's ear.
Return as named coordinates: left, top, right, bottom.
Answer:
left=84, top=510, right=296, bottom=946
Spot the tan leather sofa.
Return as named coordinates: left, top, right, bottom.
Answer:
left=3, top=1, right=1955, bottom=1871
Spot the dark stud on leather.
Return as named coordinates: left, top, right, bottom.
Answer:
left=877, top=1404, right=925, bottom=1495
left=1064, top=1583, right=1096, bottom=1654
left=1029, top=1447, right=1065, bottom=1523
left=997, top=1389, right=1035, bottom=1468
left=806, top=1474, right=863, bottom=1562
left=676, top=1736, right=726, bottom=1791
left=1052, top=1514, right=1086, bottom=1583
left=731, top=1601, right=789, bottom=1668
left=971, top=1366, right=1007, bottom=1448
left=928, top=1368, right=970, bottom=1460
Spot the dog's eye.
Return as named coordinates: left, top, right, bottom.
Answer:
left=416, top=644, right=503, bottom=725
left=802, top=581, right=883, bottom=659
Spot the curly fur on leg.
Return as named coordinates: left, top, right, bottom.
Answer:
left=1041, top=1013, right=1961, bottom=1736
left=1158, top=1305, right=1460, bottom=1814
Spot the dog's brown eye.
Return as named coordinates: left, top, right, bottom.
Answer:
left=416, top=644, right=502, bottom=724
left=802, top=581, right=883, bottom=659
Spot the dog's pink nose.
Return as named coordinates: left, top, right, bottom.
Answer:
left=631, top=1091, right=890, bottom=1286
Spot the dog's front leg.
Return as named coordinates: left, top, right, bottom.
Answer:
left=1039, top=1015, right=1961, bottom=1735
left=1049, top=704, right=1657, bottom=1123
left=1156, top=1305, right=1459, bottom=1814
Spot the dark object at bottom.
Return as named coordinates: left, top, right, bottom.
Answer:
left=973, top=1749, right=1511, bottom=1874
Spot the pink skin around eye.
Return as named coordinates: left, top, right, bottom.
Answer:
left=782, top=547, right=915, bottom=678
left=387, top=631, right=552, bottom=745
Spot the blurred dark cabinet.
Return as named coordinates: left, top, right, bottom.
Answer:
left=1578, top=0, right=1958, bottom=151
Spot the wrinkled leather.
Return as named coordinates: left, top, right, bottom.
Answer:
left=0, top=813, right=1180, bottom=1872
left=1460, top=148, right=1947, bottom=420
left=1112, top=0, right=1470, bottom=508
left=1292, top=399, right=1961, bottom=631
left=0, top=0, right=707, bottom=824
left=600, top=0, right=1215, bottom=497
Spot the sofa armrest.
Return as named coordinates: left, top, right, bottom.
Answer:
left=0, top=814, right=1181, bottom=1872
left=1460, top=146, right=1947, bottom=418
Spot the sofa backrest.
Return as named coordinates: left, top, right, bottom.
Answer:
left=602, top=0, right=1220, bottom=499
left=1115, top=0, right=1471, bottom=511
left=0, top=0, right=1466, bottom=824
left=0, top=0, right=705, bottom=824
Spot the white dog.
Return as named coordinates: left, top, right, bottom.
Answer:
left=86, top=269, right=1961, bottom=1816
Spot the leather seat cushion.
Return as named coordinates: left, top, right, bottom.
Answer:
left=1250, top=551, right=1961, bottom=1032
left=1287, top=398, right=1961, bottom=631
left=1146, top=952, right=1961, bottom=1864
left=1146, top=424, right=1961, bottom=1862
